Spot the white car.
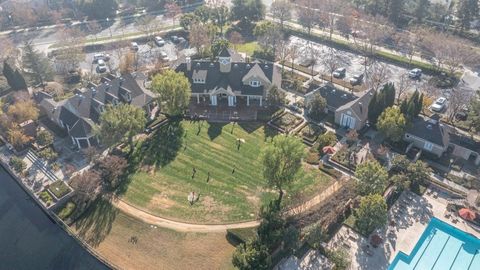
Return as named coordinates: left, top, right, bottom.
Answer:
left=409, top=68, right=422, bottom=79
left=131, top=42, right=139, bottom=51
left=159, top=51, right=169, bottom=61
left=93, top=53, right=110, bottom=63
left=96, top=59, right=107, bottom=73
left=431, top=97, right=447, bottom=112
left=154, top=36, right=165, bottom=46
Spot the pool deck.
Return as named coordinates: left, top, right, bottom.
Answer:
left=327, top=188, right=480, bottom=270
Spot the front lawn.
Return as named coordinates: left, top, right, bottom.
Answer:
left=48, top=180, right=72, bottom=199
left=121, top=120, right=333, bottom=223
left=235, top=42, right=259, bottom=56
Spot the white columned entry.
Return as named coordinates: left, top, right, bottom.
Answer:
left=210, top=95, right=217, bottom=106
left=259, top=96, right=262, bottom=106
left=228, top=96, right=234, bottom=107
left=247, top=96, right=250, bottom=106
left=196, top=94, right=200, bottom=104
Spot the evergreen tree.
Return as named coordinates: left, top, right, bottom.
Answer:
left=400, top=98, right=408, bottom=116
left=22, top=41, right=53, bottom=86
left=2, top=60, right=16, bottom=89
left=385, top=83, right=396, bottom=107
left=2, top=61, right=27, bottom=90
left=414, top=0, right=430, bottom=22
left=387, top=0, right=405, bottom=25
left=368, top=91, right=378, bottom=124
left=457, top=0, right=478, bottom=31
left=415, top=93, right=424, bottom=116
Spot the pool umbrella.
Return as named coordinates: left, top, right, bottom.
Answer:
left=459, top=208, right=476, bottom=221
left=370, top=234, right=383, bottom=248
left=322, top=146, right=336, bottom=155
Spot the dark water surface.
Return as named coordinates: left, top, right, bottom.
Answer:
left=0, top=165, right=110, bottom=270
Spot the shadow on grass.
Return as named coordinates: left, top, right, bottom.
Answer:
left=207, top=122, right=228, bottom=140
left=238, top=121, right=263, bottom=134
left=117, top=120, right=184, bottom=195
left=75, top=197, right=118, bottom=247
left=264, top=124, right=279, bottom=142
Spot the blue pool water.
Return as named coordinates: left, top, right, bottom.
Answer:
left=389, top=218, right=480, bottom=270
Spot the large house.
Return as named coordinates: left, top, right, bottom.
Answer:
left=404, top=114, right=480, bottom=166
left=37, top=73, right=156, bottom=149
left=305, top=83, right=375, bottom=130
left=175, top=49, right=281, bottom=107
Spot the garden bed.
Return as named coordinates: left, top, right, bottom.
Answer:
left=56, top=201, right=76, bottom=220
left=269, top=111, right=304, bottom=134
left=296, top=123, right=326, bottom=145
left=39, top=190, right=54, bottom=207
left=331, top=144, right=362, bottom=170
left=47, top=180, right=72, bottom=200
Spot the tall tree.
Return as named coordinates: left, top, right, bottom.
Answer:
left=22, top=41, right=53, bottom=86
left=231, top=0, right=266, bottom=24
left=270, top=0, right=292, bottom=31
left=75, top=0, right=118, bottom=20
left=232, top=239, right=271, bottom=270
left=414, top=0, right=430, bottom=22
left=377, top=106, right=407, bottom=142
left=355, top=194, right=388, bottom=235
left=306, top=93, right=327, bottom=122
left=151, top=70, right=191, bottom=116
left=98, top=104, right=147, bottom=152
left=3, top=61, right=27, bottom=90
left=296, top=0, right=318, bottom=35
left=355, top=160, right=388, bottom=196
left=211, top=3, right=230, bottom=34
left=456, top=0, right=479, bottom=31
left=97, top=155, right=128, bottom=189
left=262, top=135, right=305, bottom=205
left=165, top=1, right=183, bottom=26
left=387, top=0, right=405, bottom=25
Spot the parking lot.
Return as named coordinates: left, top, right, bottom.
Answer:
left=288, top=36, right=431, bottom=95
left=74, top=38, right=195, bottom=75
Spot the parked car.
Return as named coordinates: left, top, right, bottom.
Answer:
left=409, top=68, right=422, bottom=79
left=349, top=74, right=364, bottom=85
left=159, top=51, right=169, bottom=61
left=154, top=36, right=165, bottom=46
left=131, top=42, right=139, bottom=51
left=171, top=35, right=179, bottom=43
left=431, top=97, right=447, bottom=112
left=332, top=67, right=346, bottom=78
left=96, top=59, right=107, bottom=73
left=93, top=53, right=110, bottom=63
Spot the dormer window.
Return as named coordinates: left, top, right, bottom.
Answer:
left=250, top=80, right=261, bottom=87
left=193, top=78, right=205, bottom=84
left=112, top=98, right=119, bottom=106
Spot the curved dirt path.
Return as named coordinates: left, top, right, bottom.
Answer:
left=113, top=179, right=347, bottom=233
left=112, top=199, right=260, bottom=232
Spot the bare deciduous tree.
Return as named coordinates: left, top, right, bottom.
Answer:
left=322, top=47, right=348, bottom=81
left=229, top=31, right=244, bottom=50
left=189, top=24, right=211, bottom=56
left=55, top=28, right=86, bottom=73
left=395, top=73, right=414, bottom=102
left=447, top=87, right=472, bottom=123
left=276, top=38, right=291, bottom=72
left=270, top=0, right=292, bottom=30
left=296, top=0, right=319, bottom=35
left=367, top=62, right=392, bottom=92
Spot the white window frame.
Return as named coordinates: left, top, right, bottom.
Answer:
left=424, top=142, right=433, bottom=151
left=250, top=80, right=260, bottom=87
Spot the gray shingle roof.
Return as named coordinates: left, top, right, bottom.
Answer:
left=175, top=59, right=278, bottom=96
left=54, top=73, right=154, bottom=139
left=305, top=84, right=357, bottom=110
left=407, top=116, right=450, bottom=147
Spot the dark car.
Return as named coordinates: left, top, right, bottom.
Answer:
left=332, top=67, right=346, bottom=78
left=349, top=74, right=364, bottom=85
left=171, top=35, right=179, bottom=43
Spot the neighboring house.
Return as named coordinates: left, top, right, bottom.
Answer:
left=404, top=114, right=480, bottom=166
left=36, top=73, right=156, bottom=149
left=305, top=83, right=375, bottom=130
left=175, top=49, right=281, bottom=107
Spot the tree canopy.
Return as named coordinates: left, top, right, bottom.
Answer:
left=97, top=104, right=146, bottom=151
left=306, top=92, right=327, bottom=122
left=262, top=135, right=305, bottom=204
left=151, top=70, right=191, bottom=116
left=377, top=106, right=407, bottom=142
left=355, top=160, right=388, bottom=196
left=232, top=238, right=271, bottom=270
left=22, top=41, right=53, bottom=86
left=355, top=194, right=388, bottom=235
left=368, top=83, right=395, bottom=125
left=231, top=0, right=266, bottom=24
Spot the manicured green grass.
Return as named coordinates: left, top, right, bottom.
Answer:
left=48, top=180, right=71, bottom=199
left=121, top=120, right=333, bottom=223
left=235, top=42, right=259, bottom=56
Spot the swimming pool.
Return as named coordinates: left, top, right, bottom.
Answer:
left=389, top=218, right=480, bottom=270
